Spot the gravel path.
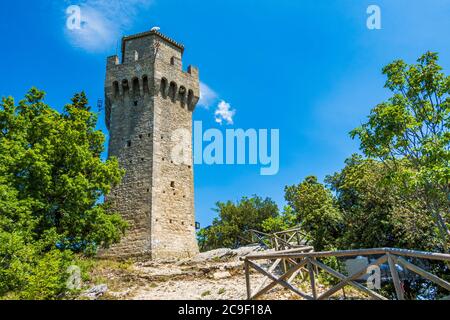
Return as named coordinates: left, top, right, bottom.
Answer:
left=88, top=246, right=358, bottom=300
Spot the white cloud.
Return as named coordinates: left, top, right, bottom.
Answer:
left=198, top=82, right=218, bottom=109
left=63, top=0, right=152, bottom=52
left=215, top=100, right=236, bottom=125
left=199, top=82, right=236, bottom=125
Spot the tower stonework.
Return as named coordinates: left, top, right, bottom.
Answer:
left=103, top=29, right=199, bottom=259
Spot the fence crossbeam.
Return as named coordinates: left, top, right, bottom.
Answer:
left=247, top=258, right=312, bottom=300
left=309, top=257, right=387, bottom=300
left=396, top=256, right=450, bottom=292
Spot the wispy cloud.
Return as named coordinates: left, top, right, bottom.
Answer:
left=199, top=82, right=236, bottom=125
left=215, top=100, right=236, bottom=125
left=198, top=82, right=217, bottom=109
left=63, top=0, right=152, bottom=52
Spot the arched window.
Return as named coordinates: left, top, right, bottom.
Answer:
left=160, top=78, right=168, bottom=98
left=178, top=86, right=187, bottom=107
left=122, top=79, right=129, bottom=94
left=112, top=81, right=119, bottom=97
left=132, top=77, right=140, bottom=97
left=142, top=75, right=149, bottom=95
left=168, top=81, right=177, bottom=102
left=187, top=89, right=194, bottom=109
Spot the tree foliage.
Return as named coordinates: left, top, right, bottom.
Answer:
left=285, top=176, right=343, bottom=250
left=197, top=196, right=279, bottom=251
left=350, top=52, right=450, bottom=249
left=261, top=206, right=297, bottom=233
left=0, top=88, right=126, bottom=298
left=326, top=154, right=437, bottom=251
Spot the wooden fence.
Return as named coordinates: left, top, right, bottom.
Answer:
left=239, top=227, right=309, bottom=251
left=243, top=247, right=450, bottom=300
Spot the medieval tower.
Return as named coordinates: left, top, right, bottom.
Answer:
left=103, top=28, right=200, bottom=259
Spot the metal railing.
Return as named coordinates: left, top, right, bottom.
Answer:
left=243, top=247, right=450, bottom=300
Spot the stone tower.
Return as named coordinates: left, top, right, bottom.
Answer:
left=103, top=29, right=200, bottom=259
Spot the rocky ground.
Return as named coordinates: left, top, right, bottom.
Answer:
left=81, top=245, right=363, bottom=300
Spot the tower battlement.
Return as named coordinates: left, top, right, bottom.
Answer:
left=105, top=30, right=200, bottom=131
left=102, top=28, right=199, bottom=259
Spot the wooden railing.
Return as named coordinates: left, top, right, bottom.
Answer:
left=238, top=230, right=273, bottom=249
left=239, top=227, right=310, bottom=251
left=243, top=247, right=450, bottom=300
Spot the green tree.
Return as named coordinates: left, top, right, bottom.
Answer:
left=285, top=176, right=343, bottom=250
left=261, top=205, right=297, bottom=233
left=197, top=196, right=279, bottom=251
left=0, top=88, right=126, bottom=298
left=326, top=154, right=437, bottom=250
left=350, top=52, right=450, bottom=250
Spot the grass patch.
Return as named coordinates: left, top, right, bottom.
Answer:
left=69, top=256, right=135, bottom=294
left=201, top=290, right=211, bottom=297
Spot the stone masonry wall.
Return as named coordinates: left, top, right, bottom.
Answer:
left=100, top=30, right=199, bottom=259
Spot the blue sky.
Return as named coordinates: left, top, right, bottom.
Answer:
left=1, top=0, right=449, bottom=228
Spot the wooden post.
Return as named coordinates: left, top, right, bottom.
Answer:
left=308, top=258, right=317, bottom=299
left=245, top=260, right=251, bottom=300
left=387, top=253, right=405, bottom=300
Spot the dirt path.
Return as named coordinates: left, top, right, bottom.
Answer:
left=85, top=246, right=356, bottom=300
left=132, top=275, right=250, bottom=300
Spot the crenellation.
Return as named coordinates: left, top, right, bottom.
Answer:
left=107, top=55, right=119, bottom=66
left=187, top=65, right=199, bottom=76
